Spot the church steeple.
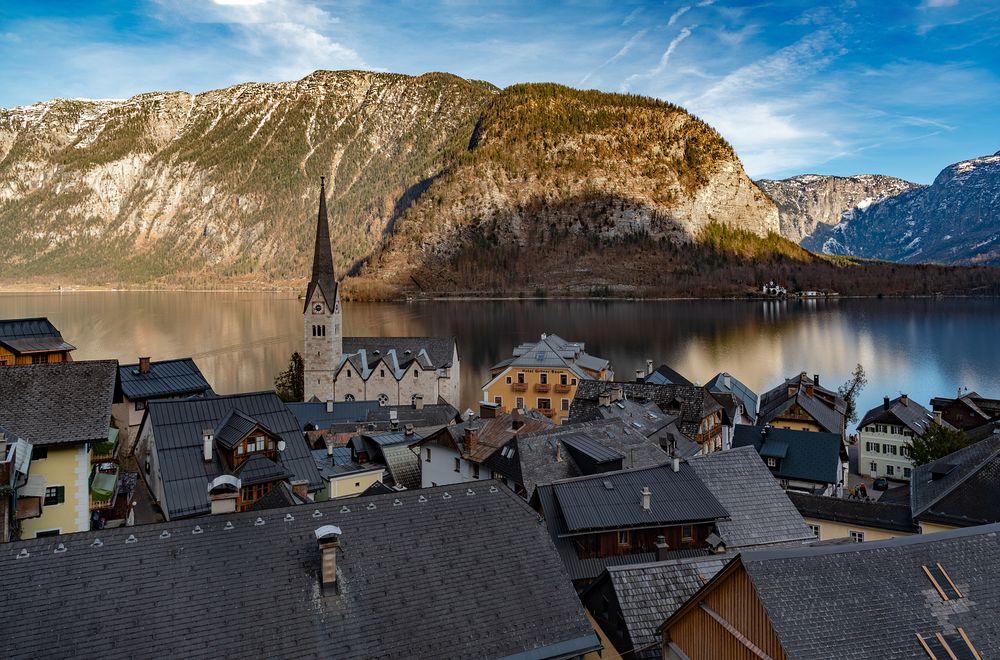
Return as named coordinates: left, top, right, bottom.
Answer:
left=305, top=176, right=338, bottom=312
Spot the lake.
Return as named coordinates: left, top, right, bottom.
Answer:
left=2, top=292, right=999, bottom=429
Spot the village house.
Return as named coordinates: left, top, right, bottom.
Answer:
left=532, top=447, right=814, bottom=589
left=757, top=372, right=846, bottom=437
left=347, top=430, right=422, bottom=490
left=788, top=491, right=919, bottom=543
left=857, top=394, right=948, bottom=481
left=570, top=381, right=726, bottom=454
left=482, top=333, right=612, bottom=423
left=310, top=446, right=386, bottom=500
left=0, top=360, right=122, bottom=538
left=301, top=178, right=460, bottom=408
left=732, top=424, right=848, bottom=495
left=135, top=391, right=322, bottom=520
left=0, top=317, right=75, bottom=365
left=705, top=372, right=758, bottom=426
left=0, top=482, right=604, bottom=659
left=415, top=403, right=553, bottom=489
left=659, top=524, right=1000, bottom=659
left=930, top=389, right=1000, bottom=430
left=113, top=357, right=212, bottom=457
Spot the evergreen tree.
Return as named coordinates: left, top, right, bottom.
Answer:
left=906, top=425, right=972, bottom=467
left=274, top=352, right=304, bottom=402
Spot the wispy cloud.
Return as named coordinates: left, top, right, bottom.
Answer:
left=668, top=6, right=691, bottom=27
left=580, top=28, right=648, bottom=85
left=621, top=26, right=694, bottom=91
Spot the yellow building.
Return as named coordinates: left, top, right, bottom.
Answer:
left=0, top=317, right=75, bottom=365
left=0, top=360, right=122, bottom=539
left=482, top=333, right=612, bottom=424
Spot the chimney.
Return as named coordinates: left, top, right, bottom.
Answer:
left=671, top=457, right=680, bottom=473
left=207, top=476, right=240, bottom=515
left=326, top=440, right=334, bottom=457
left=291, top=480, right=308, bottom=501
left=202, top=429, right=213, bottom=463
left=641, top=486, right=652, bottom=511
left=934, top=411, right=942, bottom=425
left=805, top=384, right=814, bottom=397
left=654, top=535, right=670, bottom=561
left=635, top=369, right=645, bottom=382
left=315, top=525, right=342, bottom=594
left=646, top=359, right=653, bottom=377
left=390, top=409, right=399, bottom=431
left=611, top=384, right=624, bottom=403
left=404, top=424, right=414, bottom=436
left=480, top=401, right=498, bottom=419
left=884, top=396, right=890, bottom=410
left=813, top=374, right=820, bottom=386
left=464, top=426, right=478, bottom=454
left=511, top=408, right=524, bottom=431
left=901, top=394, right=909, bottom=406
left=555, top=442, right=563, bottom=462
left=599, top=390, right=611, bottom=407
left=326, top=400, right=334, bottom=413
left=413, top=394, right=424, bottom=410
left=138, top=356, right=151, bottom=375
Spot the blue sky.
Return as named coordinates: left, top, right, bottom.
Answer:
left=2, top=1, right=999, bottom=182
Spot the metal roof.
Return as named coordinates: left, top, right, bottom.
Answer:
left=706, top=372, right=758, bottom=417
left=0, top=483, right=600, bottom=659
left=234, top=454, right=292, bottom=486
left=0, top=317, right=75, bottom=355
left=733, top=425, right=842, bottom=486
left=559, top=432, right=625, bottom=463
left=381, top=445, right=421, bottom=490
left=911, top=433, right=1000, bottom=526
left=118, top=358, right=211, bottom=401
left=857, top=395, right=946, bottom=434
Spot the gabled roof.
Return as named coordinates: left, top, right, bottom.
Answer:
left=570, top=381, right=723, bottom=440
left=118, top=358, right=211, bottom=401
left=491, top=333, right=608, bottom=379
left=910, top=432, right=1000, bottom=527
left=341, top=337, right=456, bottom=374
left=644, top=364, right=693, bottom=386
left=381, top=445, right=421, bottom=489
left=213, top=409, right=275, bottom=450
left=686, top=446, right=815, bottom=548
left=303, top=178, right=338, bottom=313
left=234, top=453, right=292, bottom=486
left=758, top=373, right=845, bottom=433
left=143, top=392, right=322, bottom=519
left=427, top=412, right=553, bottom=464
left=311, top=448, right=379, bottom=480
left=787, top=491, right=919, bottom=533
left=858, top=395, right=943, bottom=434
left=0, top=360, right=119, bottom=447
left=692, top=524, right=1000, bottom=659
left=705, top=372, right=758, bottom=417
left=732, top=425, right=843, bottom=486
left=1, top=483, right=600, bottom=659
left=0, top=317, right=75, bottom=355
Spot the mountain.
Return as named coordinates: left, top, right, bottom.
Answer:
left=0, top=70, right=497, bottom=285
left=799, top=152, right=1000, bottom=265
left=757, top=174, right=920, bottom=243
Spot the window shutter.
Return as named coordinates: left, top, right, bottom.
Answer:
left=57, top=486, right=65, bottom=504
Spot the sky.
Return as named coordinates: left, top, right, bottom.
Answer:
left=1, top=1, right=999, bottom=182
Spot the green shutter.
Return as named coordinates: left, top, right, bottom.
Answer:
left=56, top=486, right=65, bottom=504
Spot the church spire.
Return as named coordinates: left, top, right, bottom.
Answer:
left=305, top=176, right=338, bottom=311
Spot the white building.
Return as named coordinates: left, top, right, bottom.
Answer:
left=857, top=394, right=946, bottom=481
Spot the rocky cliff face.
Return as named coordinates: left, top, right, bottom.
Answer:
left=800, top=152, right=1000, bottom=265
left=756, top=174, right=919, bottom=243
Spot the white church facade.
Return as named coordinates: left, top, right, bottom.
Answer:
left=302, top=178, right=461, bottom=409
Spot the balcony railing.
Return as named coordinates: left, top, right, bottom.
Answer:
left=511, top=383, right=528, bottom=392
left=539, top=408, right=556, bottom=417
left=534, top=383, right=551, bottom=393
left=554, top=384, right=571, bottom=393
left=89, top=467, right=120, bottom=511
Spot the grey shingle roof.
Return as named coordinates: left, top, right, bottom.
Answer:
left=0, top=482, right=600, bottom=659
left=706, top=372, right=758, bottom=417
left=570, top=381, right=722, bottom=440
left=143, top=392, right=322, bottom=519
left=343, top=336, right=456, bottom=370
left=644, top=364, right=692, bottom=386
left=858, top=395, right=943, bottom=434
left=496, top=333, right=608, bottom=378
left=787, top=491, right=919, bottom=533
left=686, top=446, right=815, bottom=548
left=118, top=358, right=211, bottom=401
left=735, top=524, right=1000, bottom=659
left=732, top=425, right=843, bottom=486
left=0, top=360, right=119, bottom=447
left=758, top=374, right=845, bottom=434
left=910, top=433, right=1000, bottom=527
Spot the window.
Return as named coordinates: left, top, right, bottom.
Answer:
left=561, top=398, right=570, bottom=411
left=891, top=445, right=898, bottom=455
left=494, top=395, right=503, bottom=406
left=517, top=373, right=525, bottom=384
left=472, top=464, right=480, bottom=479
left=256, top=436, right=264, bottom=451
left=344, top=394, right=355, bottom=401
left=516, top=397, right=524, bottom=409
left=413, top=370, right=418, bottom=378
left=766, top=457, right=777, bottom=468
left=560, top=373, right=568, bottom=385
left=347, top=369, right=352, bottom=378
left=882, top=443, right=891, bottom=454
left=377, top=393, right=389, bottom=406
left=237, top=444, right=244, bottom=455
left=808, top=524, right=820, bottom=538
left=35, top=529, right=61, bottom=538
left=849, top=530, right=864, bottom=543
left=453, top=457, right=461, bottom=473
left=31, top=354, right=49, bottom=364
left=540, top=373, right=548, bottom=384
left=870, top=461, right=878, bottom=473
left=505, top=376, right=512, bottom=384
left=355, top=482, right=360, bottom=487
left=617, top=531, right=630, bottom=546
left=571, top=378, right=577, bottom=386
left=44, top=486, right=65, bottom=506
left=904, top=467, right=912, bottom=478
left=425, top=447, right=432, bottom=462
left=537, top=398, right=551, bottom=410
left=681, top=525, right=693, bottom=540
left=135, top=399, right=146, bottom=411
left=887, top=465, right=895, bottom=476
left=380, top=369, right=385, bottom=378
left=32, top=446, right=48, bottom=461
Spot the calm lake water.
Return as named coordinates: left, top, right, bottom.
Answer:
left=2, top=292, right=999, bottom=430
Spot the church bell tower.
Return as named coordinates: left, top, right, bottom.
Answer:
left=303, top=176, right=342, bottom=402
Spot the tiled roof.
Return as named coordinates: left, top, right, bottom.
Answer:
left=118, top=358, right=211, bottom=401
left=143, top=392, right=322, bottom=519
left=858, top=396, right=943, bottom=434
left=706, top=372, right=758, bottom=417
left=732, top=425, right=843, bottom=486
left=732, top=524, right=1000, bottom=659
left=686, top=446, right=815, bottom=548
left=570, top=381, right=723, bottom=440
left=0, top=360, right=119, bottom=447
left=787, top=491, right=919, bottom=533
left=0, top=482, right=600, bottom=659
left=758, top=374, right=846, bottom=434
left=910, top=433, right=1000, bottom=527
left=436, top=412, right=553, bottom=464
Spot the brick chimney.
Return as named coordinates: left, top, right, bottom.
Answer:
left=805, top=383, right=815, bottom=397
left=202, top=428, right=213, bottom=463
left=138, top=356, right=151, bottom=375
left=654, top=535, right=670, bottom=561
left=635, top=369, right=645, bottom=382
left=511, top=408, right=524, bottom=431
left=413, top=394, right=424, bottom=410
left=291, top=480, right=308, bottom=501
left=611, top=384, right=624, bottom=403
left=464, top=426, right=478, bottom=454
left=599, top=390, right=611, bottom=407
left=315, top=525, right=342, bottom=594
left=480, top=401, right=499, bottom=419
left=901, top=394, right=909, bottom=406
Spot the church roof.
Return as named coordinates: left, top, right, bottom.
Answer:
left=304, top=177, right=338, bottom=313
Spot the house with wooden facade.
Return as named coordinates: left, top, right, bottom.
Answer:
left=0, top=317, right=75, bottom=365
left=0, top=360, right=122, bottom=539
left=1, top=482, right=603, bottom=659
left=659, top=524, right=1000, bottom=659
left=114, top=357, right=212, bottom=457
left=757, top=372, right=846, bottom=437
left=570, top=381, right=726, bottom=454
left=930, top=390, right=1000, bottom=431
left=482, top=333, right=612, bottom=423
left=135, top=391, right=322, bottom=520
left=732, top=424, right=847, bottom=495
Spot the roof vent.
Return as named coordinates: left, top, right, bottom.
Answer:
left=641, top=486, right=652, bottom=511
left=91, top=539, right=103, bottom=548
left=603, top=480, right=614, bottom=491
left=16, top=549, right=29, bottom=559
left=192, top=525, right=203, bottom=534
left=254, top=517, right=265, bottom=527
left=224, top=521, right=234, bottom=530
left=54, top=543, right=66, bottom=554
left=159, top=531, right=171, bottom=539
left=284, top=513, right=295, bottom=522
left=125, top=534, right=137, bottom=544
left=312, top=510, right=323, bottom=518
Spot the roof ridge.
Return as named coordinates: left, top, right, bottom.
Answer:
left=917, top=440, right=1000, bottom=516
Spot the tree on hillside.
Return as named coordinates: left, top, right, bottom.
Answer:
left=906, top=425, right=972, bottom=467
left=274, top=352, right=304, bottom=402
left=838, top=363, right=868, bottom=424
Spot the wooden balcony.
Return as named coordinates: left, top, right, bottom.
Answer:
left=554, top=384, right=571, bottom=393
left=511, top=383, right=528, bottom=392
left=539, top=408, right=556, bottom=417
left=534, top=383, right=551, bottom=393
left=89, top=467, right=119, bottom=511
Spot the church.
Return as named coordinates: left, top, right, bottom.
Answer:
left=302, top=178, right=461, bottom=409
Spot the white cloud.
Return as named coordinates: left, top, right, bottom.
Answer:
left=621, top=26, right=694, bottom=91
left=579, top=28, right=648, bottom=85
left=668, top=6, right=691, bottom=27
left=921, top=0, right=959, bottom=7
